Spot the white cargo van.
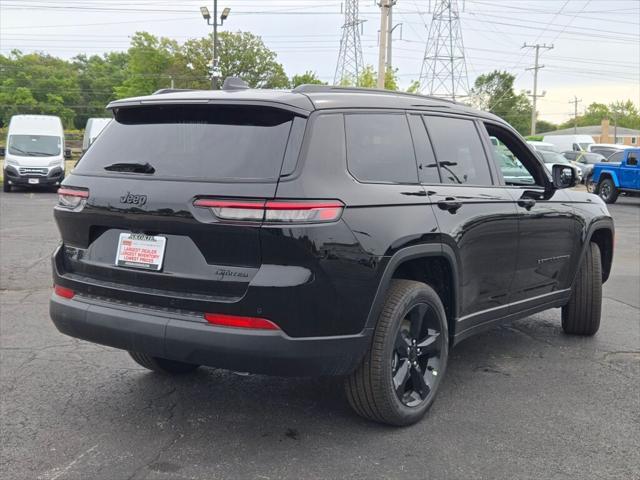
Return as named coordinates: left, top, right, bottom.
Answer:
left=82, top=118, right=111, bottom=152
left=542, top=134, right=594, bottom=152
left=2, top=115, right=69, bottom=192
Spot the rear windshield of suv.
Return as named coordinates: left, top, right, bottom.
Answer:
left=74, top=105, right=296, bottom=181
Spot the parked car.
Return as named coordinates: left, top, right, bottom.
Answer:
left=2, top=115, right=70, bottom=192
left=49, top=81, right=614, bottom=426
left=588, top=143, right=628, bottom=159
left=527, top=140, right=560, bottom=153
left=562, top=150, right=608, bottom=185
left=542, top=134, right=595, bottom=152
left=537, top=150, right=583, bottom=183
left=82, top=118, right=112, bottom=152
left=592, top=148, right=640, bottom=203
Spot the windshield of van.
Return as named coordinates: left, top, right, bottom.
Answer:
left=74, top=105, right=296, bottom=181
left=8, top=135, right=61, bottom=157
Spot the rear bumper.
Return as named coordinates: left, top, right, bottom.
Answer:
left=50, top=294, right=372, bottom=376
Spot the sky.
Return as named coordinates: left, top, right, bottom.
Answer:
left=1, top=0, right=639, bottom=123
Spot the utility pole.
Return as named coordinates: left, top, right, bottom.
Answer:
left=377, top=0, right=392, bottom=88
left=522, top=43, right=553, bottom=136
left=569, top=96, right=582, bottom=134
left=386, top=4, right=393, bottom=71
left=386, top=4, right=402, bottom=71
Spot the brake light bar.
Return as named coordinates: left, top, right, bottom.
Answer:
left=57, top=188, right=89, bottom=211
left=204, top=313, right=279, bottom=330
left=193, top=198, right=344, bottom=223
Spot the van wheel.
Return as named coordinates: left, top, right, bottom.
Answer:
left=598, top=178, right=618, bottom=204
left=345, top=280, right=449, bottom=426
left=129, top=351, right=199, bottom=374
left=562, top=242, right=602, bottom=336
left=3, top=175, right=10, bottom=193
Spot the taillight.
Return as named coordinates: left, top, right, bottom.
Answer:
left=193, top=199, right=265, bottom=221
left=57, top=188, right=89, bottom=211
left=54, top=285, right=75, bottom=299
left=193, top=199, right=344, bottom=224
left=204, top=313, right=279, bottom=330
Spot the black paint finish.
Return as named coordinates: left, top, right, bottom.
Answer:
left=50, top=89, right=614, bottom=375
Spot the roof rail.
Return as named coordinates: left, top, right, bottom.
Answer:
left=291, top=84, right=461, bottom=104
left=152, top=88, right=195, bottom=95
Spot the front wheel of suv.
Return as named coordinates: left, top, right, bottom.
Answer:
left=561, top=242, right=602, bottom=336
left=129, top=351, right=200, bottom=374
left=345, top=279, right=449, bottom=426
left=3, top=174, right=11, bottom=193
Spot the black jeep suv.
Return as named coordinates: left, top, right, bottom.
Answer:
left=50, top=83, right=614, bottom=426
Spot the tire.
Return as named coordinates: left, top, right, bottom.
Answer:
left=129, top=351, right=199, bottom=374
left=562, top=242, right=602, bottom=336
left=3, top=174, right=10, bottom=193
left=345, top=279, right=449, bottom=426
left=598, top=177, right=618, bottom=204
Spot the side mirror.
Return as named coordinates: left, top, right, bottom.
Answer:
left=0, top=147, right=5, bottom=157
left=64, top=148, right=72, bottom=160
left=552, top=164, right=577, bottom=189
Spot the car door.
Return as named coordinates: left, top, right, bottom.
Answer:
left=415, top=114, right=519, bottom=331
left=620, top=151, right=639, bottom=189
left=480, top=121, right=582, bottom=308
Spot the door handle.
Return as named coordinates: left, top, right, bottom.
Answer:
left=517, top=198, right=536, bottom=210
left=437, top=198, right=462, bottom=213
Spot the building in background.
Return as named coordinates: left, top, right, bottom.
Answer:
left=541, top=119, right=639, bottom=146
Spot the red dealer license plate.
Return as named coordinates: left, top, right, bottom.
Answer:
left=115, top=233, right=167, bottom=271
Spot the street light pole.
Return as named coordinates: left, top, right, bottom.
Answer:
left=212, top=0, right=218, bottom=90
left=201, top=2, right=230, bottom=90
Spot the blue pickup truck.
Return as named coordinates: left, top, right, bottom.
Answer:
left=592, top=148, right=640, bottom=203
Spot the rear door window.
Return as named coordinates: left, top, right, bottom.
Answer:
left=344, top=113, right=418, bottom=184
left=74, top=105, right=297, bottom=181
left=424, top=116, right=493, bottom=185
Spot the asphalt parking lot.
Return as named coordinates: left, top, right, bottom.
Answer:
left=1, top=189, right=638, bottom=480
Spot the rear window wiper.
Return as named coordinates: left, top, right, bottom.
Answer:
left=104, top=162, right=155, bottom=174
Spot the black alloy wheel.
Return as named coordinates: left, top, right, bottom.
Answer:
left=392, top=303, right=444, bottom=407
left=345, top=280, right=449, bottom=426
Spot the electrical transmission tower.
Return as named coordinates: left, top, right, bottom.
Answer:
left=418, top=0, right=469, bottom=101
left=334, top=0, right=365, bottom=85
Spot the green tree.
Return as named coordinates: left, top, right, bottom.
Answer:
left=469, top=70, right=532, bottom=135
left=0, top=50, right=80, bottom=127
left=290, top=71, right=326, bottom=88
left=535, top=120, right=558, bottom=134
left=114, top=32, right=180, bottom=98
left=340, top=65, right=398, bottom=90
left=180, top=32, right=289, bottom=89
left=406, top=80, right=421, bottom=94
left=557, top=100, right=639, bottom=130
left=73, top=52, right=129, bottom=127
